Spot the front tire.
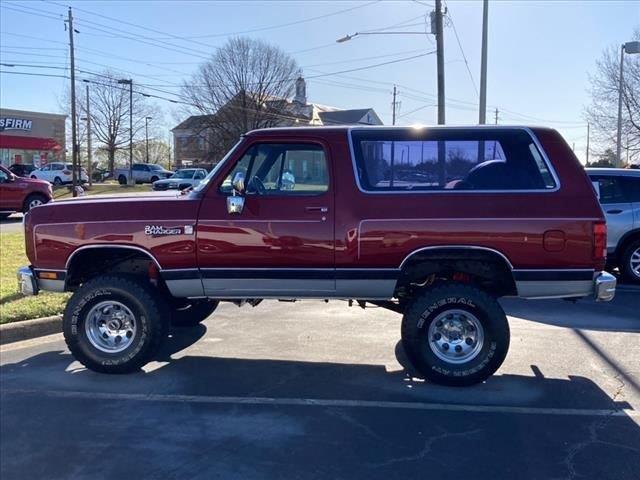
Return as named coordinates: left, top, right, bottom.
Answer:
left=53, top=177, right=63, bottom=186
left=63, top=275, right=170, bottom=373
left=171, top=299, right=219, bottom=327
left=401, top=283, right=510, bottom=386
left=118, top=175, right=127, bottom=185
left=23, top=193, right=48, bottom=212
left=620, top=239, right=640, bottom=284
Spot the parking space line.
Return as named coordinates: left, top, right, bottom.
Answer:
left=2, top=388, right=638, bottom=419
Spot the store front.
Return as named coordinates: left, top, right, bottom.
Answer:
left=0, top=109, right=66, bottom=168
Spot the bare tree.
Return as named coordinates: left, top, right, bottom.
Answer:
left=586, top=29, right=640, bottom=165
left=63, top=72, right=158, bottom=173
left=181, top=37, right=300, bottom=158
left=132, top=139, right=171, bottom=169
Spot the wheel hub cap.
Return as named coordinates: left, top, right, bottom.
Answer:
left=428, top=309, right=484, bottom=364
left=631, top=247, right=640, bottom=278
left=85, top=301, right=137, bottom=353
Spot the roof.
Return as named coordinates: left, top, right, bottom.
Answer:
left=317, top=108, right=378, bottom=125
left=0, top=108, right=66, bottom=120
left=245, top=125, right=554, bottom=135
left=585, top=168, right=640, bottom=176
left=172, top=115, right=216, bottom=131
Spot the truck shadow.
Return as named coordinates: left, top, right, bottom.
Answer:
left=0, top=327, right=636, bottom=415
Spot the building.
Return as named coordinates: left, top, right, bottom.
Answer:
left=0, top=108, right=66, bottom=168
left=171, top=77, right=383, bottom=169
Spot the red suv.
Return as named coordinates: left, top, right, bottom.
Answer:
left=0, top=165, right=52, bottom=219
left=18, top=126, right=616, bottom=386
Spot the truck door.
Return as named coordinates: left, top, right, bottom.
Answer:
left=196, top=140, right=335, bottom=297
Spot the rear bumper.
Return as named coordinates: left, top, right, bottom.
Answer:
left=593, top=271, right=616, bottom=302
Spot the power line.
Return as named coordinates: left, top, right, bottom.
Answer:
left=446, top=10, right=479, bottom=97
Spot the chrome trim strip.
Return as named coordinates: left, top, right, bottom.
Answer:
left=515, top=280, right=593, bottom=299
left=346, top=126, right=561, bottom=194
left=399, top=245, right=514, bottom=270
left=65, top=244, right=162, bottom=270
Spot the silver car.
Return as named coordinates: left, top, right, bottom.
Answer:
left=152, top=168, right=207, bottom=191
left=587, top=168, right=640, bottom=283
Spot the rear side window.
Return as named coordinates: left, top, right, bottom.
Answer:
left=351, top=129, right=557, bottom=192
left=621, top=177, right=640, bottom=202
left=591, top=176, right=629, bottom=204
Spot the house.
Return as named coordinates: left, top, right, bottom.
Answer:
left=171, top=77, right=383, bottom=169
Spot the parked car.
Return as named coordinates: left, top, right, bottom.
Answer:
left=114, top=163, right=173, bottom=185
left=19, top=126, right=615, bottom=386
left=8, top=163, right=37, bottom=177
left=152, top=168, right=207, bottom=191
left=0, top=165, right=52, bottom=219
left=30, top=162, right=89, bottom=186
left=587, top=168, right=640, bottom=283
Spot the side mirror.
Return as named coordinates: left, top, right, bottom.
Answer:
left=232, top=171, right=245, bottom=194
left=227, top=195, right=245, bottom=214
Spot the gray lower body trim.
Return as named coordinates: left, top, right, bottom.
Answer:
left=165, top=279, right=204, bottom=297
left=515, top=280, right=593, bottom=299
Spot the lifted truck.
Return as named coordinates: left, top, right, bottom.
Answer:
left=18, top=126, right=616, bottom=386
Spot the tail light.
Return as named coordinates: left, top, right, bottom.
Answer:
left=62, top=170, right=71, bottom=175
left=593, top=222, right=607, bottom=260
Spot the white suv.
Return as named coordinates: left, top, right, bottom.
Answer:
left=31, top=162, right=89, bottom=186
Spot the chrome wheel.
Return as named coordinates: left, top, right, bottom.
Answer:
left=28, top=198, right=43, bottom=210
left=85, top=301, right=137, bottom=353
left=428, top=309, right=484, bottom=364
left=630, top=247, right=640, bottom=279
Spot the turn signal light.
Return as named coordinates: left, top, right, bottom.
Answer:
left=593, top=222, right=607, bottom=260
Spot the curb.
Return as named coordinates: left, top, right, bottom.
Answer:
left=0, top=315, right=62, bottom=345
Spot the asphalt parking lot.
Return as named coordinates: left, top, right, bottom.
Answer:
left=1, top=289, right=639, bottom=480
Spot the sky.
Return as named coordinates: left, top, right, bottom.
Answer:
left=1, top=0, right=639, bottom=164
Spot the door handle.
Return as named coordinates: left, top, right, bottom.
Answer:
left=305, top=206, right=328, bottom=213
left=606, top=209, right=623, bottom=214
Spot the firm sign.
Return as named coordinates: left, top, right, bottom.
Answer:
left=0, top=117, right=33, bottom=132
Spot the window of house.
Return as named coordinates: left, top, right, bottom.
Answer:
left=351, top=129, right=557, bottom=192
left=220, top=143, right=329, bottom=195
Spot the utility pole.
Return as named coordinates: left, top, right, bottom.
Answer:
left=145, top=116, right=151, bottom=163
left=67, top=7, right=78, bottom=197
left=494, top=108, right=499, bottom=124
left=478, top=0, right=488, bottom=124
left=586, top=122, right=590, bottom=165
left=117, top=79, right=133, bottom=183
left=391, top=85, right=398, bottom=125
left=434, top=0, right=445, bottom=125
left=85, top=83, right=92, bottom=187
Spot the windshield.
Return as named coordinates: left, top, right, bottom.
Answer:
left=192, top=139, right=243, bottom=193
left=172, top=170, right=194, bottom=179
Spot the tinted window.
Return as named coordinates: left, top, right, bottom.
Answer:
left=52, top=164, right=64, bottom=171
left=194, top=170, right=206, bottom=179
left=221, top=143, right=329, bottom=195
left=591, top=176, right=629, bottom=204
left=0, top=169, right=8, bottom=182
left=351, top=129, right=556, bottom=191
left=621, top=177, right=640, bottom=202
left=132, top=164, right=145, bottom=171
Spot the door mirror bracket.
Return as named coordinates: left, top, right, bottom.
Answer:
left=227, top=171, right=246, bottom=214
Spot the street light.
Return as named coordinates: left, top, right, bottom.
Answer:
left=117, top=78, right=133, bottom=183
left=336, top=31, right=428, bottom=43
left=145, top=116, right=152, bottom=164
left=616, top=41, right=640, bottom=167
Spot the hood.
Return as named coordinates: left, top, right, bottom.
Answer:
left=153, top=178, right=179, bottom=185
left=16, top=176, right=50, bottom=187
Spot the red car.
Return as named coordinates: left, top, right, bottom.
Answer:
left=18, top=126, right=616, bottom=386
left=0, top=164, right=52, bottom=220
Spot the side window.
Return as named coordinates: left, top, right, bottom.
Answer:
left=595, top=176, right=628, bottom=204
left=0, top=170, right=8, bottom=182
left=52, top=164, right=63, bottom=171
left=41, top=165, right=51, bottom=172
left=352, top=131, right=556, bottom=191
left=132, top=164, right=144, bottom=171
left=195, top=170, right=206, bottom=180
left=221, top=143, right=329, bottom=196
left=621, top=177, right=640, bottom=202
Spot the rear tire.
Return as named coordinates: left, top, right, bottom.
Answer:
left=620, top=238, right=640, bottom=284
left=63, top=275, right=170, bottom=373
left=150, top=176, right=159, bottom=183
left=171, top=299, right=219, bottom=327
left=401, top=283, right=510, bottom=386
left=118, top=175, right=127, bottom=185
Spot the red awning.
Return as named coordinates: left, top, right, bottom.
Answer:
left=0, top=134, right=63, bottom=151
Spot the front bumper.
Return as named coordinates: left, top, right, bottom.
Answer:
left=594, top=271, right=616, bottom=302
left=17, top=266, right=38, bottom=296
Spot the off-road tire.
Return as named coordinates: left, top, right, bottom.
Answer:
left=22, top=193, right=48, bottom=213
left=118, top=175, right=127, bottom=185
left=401, top=283, right=510, bottom=386
left=620, top=238, right=640, bottom=284
left=171, top=299, right=219, bottom=327
left=63, top=275, right=170, bottom=373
